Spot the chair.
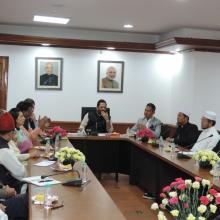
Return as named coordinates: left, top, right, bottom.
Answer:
left=81, top=107, right=110, bottom=121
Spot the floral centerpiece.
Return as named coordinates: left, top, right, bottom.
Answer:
left=151, top=177, right=220, bottom=220
left=193, top=150, right=220, bottom=169
left=136, top=128, right=155, bottom=143
left=47, top=126, right=67, bottom=144
left=55, top=146, right=85, bottom=167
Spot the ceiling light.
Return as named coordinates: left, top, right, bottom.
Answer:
left=123, top=24, right=134, bottom=29
left=33, top=15, right=69, bottom=24
left=107, top=47, right=115, bottom=50
left=41, top=43, right=50, bottom=46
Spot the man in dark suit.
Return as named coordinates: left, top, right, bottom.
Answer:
left=40, top=62, right=58, bottom=86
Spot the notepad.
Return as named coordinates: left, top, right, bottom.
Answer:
left=33, top=161, right=55, bottom=167
left=22, top=176, right=61, bottom=186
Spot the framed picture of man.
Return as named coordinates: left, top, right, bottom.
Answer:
left=35, top=57, right=63, bottom=90
left=97, top=60, right=124, bottom=93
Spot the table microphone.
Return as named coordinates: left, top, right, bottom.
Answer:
left=177, top=134, right=213, bottom=159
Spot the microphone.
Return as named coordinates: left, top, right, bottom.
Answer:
left=177, top=134, right=213, bottom=159
left=41, top=170, right=73, bottom=179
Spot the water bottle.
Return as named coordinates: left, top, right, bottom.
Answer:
left=82, top=161, right=87, bottom=184
left=45, top=138, right=50, bottom=154
left=54, top=134, right=60, bottom=151
left=212, top=161, right=220, bottom=182
left=170, top=143, right=176, bottom=158
left=44, top=185, right=52, bottom=209
left=159, top=136, right=164, bottom=153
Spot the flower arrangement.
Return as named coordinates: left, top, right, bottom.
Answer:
left=47, top=126, right=67, bottom=142
left=55, top=146, right=85, bottom=166
left=193, top=150, right=220, bottom=168
left=151, top=177, right=220, bottom=220
left=136, top=128, right=155, bottom=142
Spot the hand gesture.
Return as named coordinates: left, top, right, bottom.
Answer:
left=4, top=185, right=16, bottom=197
left=101, top=111, right=109, bottom=121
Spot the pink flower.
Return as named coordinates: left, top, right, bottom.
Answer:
left=162, top=186, right=171, bottom=193
left=159, top=204, right=165, bottom=209
left=215, top=197, right=220, bottom=204
left=183, top=203, right=189, bottom=208
left=169, top=197, right=179, bottom=205
left=177, top=183, right=186, bottom=191
left=200, top=196, right=210, bottom=205
left=209, top=189, right=218, bottom=196
left=136, top=128, right=155, bottom=138
left=160, top=193, right=166, bottom=198
left=195, top=176, right=202, bottom=182
left=170, top=181, right=179, bottom=188
left=175, top=178, right=184, bottom=183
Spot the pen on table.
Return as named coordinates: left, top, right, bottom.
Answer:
left=39, top=179, right=53, bottom=183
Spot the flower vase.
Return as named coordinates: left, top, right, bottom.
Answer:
left=141, top=136, right=149, bottom=143
left=199, top=161, right=212, bottom=169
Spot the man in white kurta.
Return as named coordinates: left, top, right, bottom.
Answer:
left=191, top=111, right=220, bottom=152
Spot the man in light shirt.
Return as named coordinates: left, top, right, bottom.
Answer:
left=191, top=111, right=220, bottom=152
left=130, top=103, right=161, bottom=138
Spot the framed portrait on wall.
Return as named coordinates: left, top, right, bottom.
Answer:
left=35, top=57, right=63, bottom=90
left=97, top=60, right=124, bottom=93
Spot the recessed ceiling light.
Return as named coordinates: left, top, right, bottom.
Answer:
left=33, top=15, right=69, bottom=24
left=123, top=24, right=134, bottom=29
left=107, top=47, right=115, bottom=50
left=41, top=43, right=50, bottom=46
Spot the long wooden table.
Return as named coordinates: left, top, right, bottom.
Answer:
left=28, top=157, right=126, bottom=220
left=68, top=135, right=220, bottom=201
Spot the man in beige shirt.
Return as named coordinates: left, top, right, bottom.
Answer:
left=101, top=66, right=119, bottom=89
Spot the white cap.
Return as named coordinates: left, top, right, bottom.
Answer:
left=203, top=111, right=217, bottom=121
left=179, top=111, right=190, bottom=118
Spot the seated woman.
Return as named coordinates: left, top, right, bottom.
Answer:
left=9, top=108, right=50, bottom=154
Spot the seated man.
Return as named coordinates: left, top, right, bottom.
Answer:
left=0, top=112, right=26, bottom=193
left=166, top=111, right=199, bottom=148
left=130, top=103, right=161, bottom=138
left=0, top=183, right=28, bottom=220
left=79, top=99, right=113, bottom=134
left=191, top=111, right=220, bottom=152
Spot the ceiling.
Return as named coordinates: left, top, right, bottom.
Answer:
left=1, top=0, right=220, bottom=34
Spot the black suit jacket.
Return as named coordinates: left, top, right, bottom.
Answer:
left=40, top=74, right=58, bottom=86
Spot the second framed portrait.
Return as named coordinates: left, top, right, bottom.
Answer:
left=35, top=57, right=63, bottom=90
left=97, top=60, right=124, bottom=93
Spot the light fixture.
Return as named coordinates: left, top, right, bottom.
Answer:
left=123, top=24, right=134, bottom=29
left=107, top=47, right=115, bottom=50
left=41, top=43, right=50, bottom=46
left=33, top=15, right=69, bottom=24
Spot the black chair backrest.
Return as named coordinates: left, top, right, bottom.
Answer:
left=81, top=107, right=110, bottom=121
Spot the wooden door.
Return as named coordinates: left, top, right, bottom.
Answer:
left=0, top=57, right=9, bottom=110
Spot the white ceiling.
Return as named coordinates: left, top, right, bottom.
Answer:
left=1, top=0, right=220, bottom=34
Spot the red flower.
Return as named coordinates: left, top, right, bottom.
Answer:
left=169, top=197, right=179, bottom=205
left=160, top=193, right=166, bottom=198
left=162, top=186, right=171, bottom=193
left=170, top=181, right=179, bottom=188
left=200, top=196, right=210, bottom=205
left=177, top=183, right=186, bottom=191
left=209, top=189, right=218, bottom=196
left=195, top=176, right=202, bottom=182
left=136, top=128, right=155, bottom=138
left=215, top=197, right=220, bottom=204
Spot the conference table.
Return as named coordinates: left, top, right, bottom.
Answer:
left=67, top=134, right=220, bottom=200
left=28, top=134, right=220, bottom=219
left=28, top=156, right=127, bottom=220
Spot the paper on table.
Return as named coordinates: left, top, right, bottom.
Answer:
left=22, top=176, right=61, bottom=186
left=34, top=161, right=55, bottom=167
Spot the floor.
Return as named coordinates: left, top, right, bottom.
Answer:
left=100, top=173, right=172, bottom=220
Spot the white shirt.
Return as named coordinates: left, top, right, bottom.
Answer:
left=0, top=148, right=26, bottom=180
left=191, top=126, right=220, bottom=152
left=0, top=210, right=8, bottom=220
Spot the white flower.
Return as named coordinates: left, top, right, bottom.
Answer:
left=210, top=204, right=217, bottom=213
left=198, top=217, right=206, bottom=220
left=207, top=194, right=214, bottom=201
left=158, top=211, right=167, bottom=220
left=168, top=191, right=177, bottom=198
left=187, top=213, right=196, bottom=220
left=170, top=210, right=179, bottom=217
left=202, top=179, right=210, bottom=187
left=162, top=198, right=169, bottom=205
left=151, top=203, right=159, bottom=210
left=192, top=181, right=200, bottom=189
left=197, top=204, right=207, bottom=214
left=185, top=179, right=192, bottom=186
